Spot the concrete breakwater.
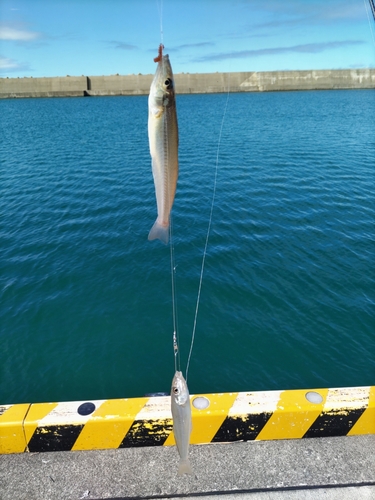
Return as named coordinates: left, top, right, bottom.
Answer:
left=1, top=69, right=374, bottom=98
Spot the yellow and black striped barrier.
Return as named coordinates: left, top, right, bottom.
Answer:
left=1, top=386, right=374, bottom=454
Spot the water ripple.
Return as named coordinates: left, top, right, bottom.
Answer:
left=1, top=90, right=374, bottom=403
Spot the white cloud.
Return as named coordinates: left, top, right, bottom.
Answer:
left=0, top=56, right=18, bottom=69
left=193, top=40, right=365, bottom=62
left=240, top=0, right=364, bottom=35
left=0, top=24, right=41, bottom=41
left=0, top=56, right=30, bottom=72
left=107, top=41, right=138, bottom=50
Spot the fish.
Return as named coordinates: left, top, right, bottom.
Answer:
left=148, top=44, right=179, bottom=244
left=171, top=370, right=193, bottom=475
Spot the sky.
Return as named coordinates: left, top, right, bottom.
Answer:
left=1, top=0, right=375, bottom=78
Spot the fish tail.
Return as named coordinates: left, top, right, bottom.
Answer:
left=178, top=458, right=193, bottom=475
left=148, top=220, right=169, bottom=244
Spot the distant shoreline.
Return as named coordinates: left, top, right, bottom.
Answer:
left=1, top=68, right=374, bottom=98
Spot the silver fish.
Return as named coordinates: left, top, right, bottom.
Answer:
left=171, top=370, right=193, bottom=475
left=148, top=44, right=179, bottom=244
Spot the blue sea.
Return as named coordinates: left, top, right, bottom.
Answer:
left=0, top=89, right=374, bottom=405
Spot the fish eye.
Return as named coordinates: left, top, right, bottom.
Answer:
left=173, top=387, right=179, bottom=395
left=164, top=78, right=173, bottom=89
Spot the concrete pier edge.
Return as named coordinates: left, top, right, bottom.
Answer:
left=1, top=69, right=374, bottom=98
left=1, top=385, right=374, bottom=455
left=1, top=388, right=374, bottom=498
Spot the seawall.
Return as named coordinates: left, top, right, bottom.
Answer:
left=1, top=69, right=374, bottom=98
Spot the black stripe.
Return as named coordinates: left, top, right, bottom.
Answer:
left=212, top=413, right=273, bottom=442
left=27, top=425, right=84, bottom=452
left=119, top=419, right=173, bottom=448
left=303, top=408, right=366, bottom=438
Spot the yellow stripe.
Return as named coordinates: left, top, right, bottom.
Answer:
left=23, top=402, right=59, bottom=444
left=2, top=385, right=374, bottom=455
left=0, top=404, right=30, bottom=454
left=164, top=392, right=238, bottom=446
left=256, top=389, right=329, bottom=440
left=72, top=398, right=148, bottom=450
left=348, top=386, right=375, bottom=436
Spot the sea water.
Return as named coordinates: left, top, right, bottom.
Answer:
left=0, top=90, right=374, bottom=404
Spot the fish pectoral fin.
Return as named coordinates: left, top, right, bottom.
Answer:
left=149, top=106, right=163, bottom=118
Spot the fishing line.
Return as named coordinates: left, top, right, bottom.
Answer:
left=159, top=40, right=180, bottom=373
left=185, top=75, right=231, bottom=382
left=167, top=74, right=180, bottom=372
left=156, top=1, right=180, bottom=372
left=363, top=0, right=375, bottom=48
left=170, top=211, right=180, bottom=373
left=156, top=0, right=164, bottom=45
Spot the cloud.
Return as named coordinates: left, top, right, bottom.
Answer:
left=0, top=56, right=30, bottom=72
left=172, top=42, right=215, bottom=50
left=193, top=40, right=365, bottom=62
left=147, top=41, right=215, bottom=54
left=245, top=0, right=363, bottom=21
left=349, top=63, right=370, bottom=69
left=0, top=56, right=18, bottom=69
left=0, top=24, right=41, bottom=41
left=239, top=0, right=364, bottom=34
left=107, top=41, right=138, bottom=50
